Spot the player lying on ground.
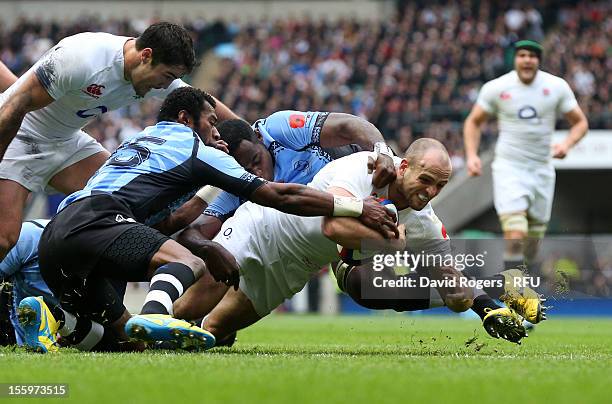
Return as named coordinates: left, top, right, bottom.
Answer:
left=19, top=87, right=397, bottom=352
left=172, top=122, right=543, bottom=345
left=126, top=139, right=543, bottom=349
left=172, top=110, right=399, bottom=322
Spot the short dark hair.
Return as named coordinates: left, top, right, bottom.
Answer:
left=136, top=22, right=196, bottom=72
left=217, top=119, right=260, bottom=154
left=157, top=87, right=216, bottom=126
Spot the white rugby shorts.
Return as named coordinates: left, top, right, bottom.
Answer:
left=213, top=203, right=315, bottom=317
left=0, top=128, right=105, bottom=193
left=492, top=158, right=555, bottom=224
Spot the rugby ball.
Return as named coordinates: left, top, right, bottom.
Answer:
left=337, top=198, right=399, bottom=266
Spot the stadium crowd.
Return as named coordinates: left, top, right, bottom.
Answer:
left=0, top=1, right=609, bottom=167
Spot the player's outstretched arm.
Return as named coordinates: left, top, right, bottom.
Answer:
left=552, top=106, right=589, bottom=159
left=176, top=214, right=224, bottom=253
left=463, top=105, right=488, bottom=177
left=320, top=113, right=396, bottom=187
left=0, top=73, right=53, bottom=161
left=249, top=182, right=399, bottom=238
left=210, top=95, right=241, bottom=122
left=0, top=61, right=17, bottom=92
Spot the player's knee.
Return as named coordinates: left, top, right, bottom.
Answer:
left=202, top=315, right=228, bottom=341
left=173, top=255, right=206, bottom=279
left=172, top=296, right=191, bottom=320
left=500, top=213, right=528, bottom=237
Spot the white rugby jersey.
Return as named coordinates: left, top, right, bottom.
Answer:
left=236, top=152, right=451, bottom=275
left=0, top=32, right=187, bottom=140
left=476, top=70, right=577, bottom=164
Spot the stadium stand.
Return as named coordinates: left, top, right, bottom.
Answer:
left=0, top=1, right=609, bottom=162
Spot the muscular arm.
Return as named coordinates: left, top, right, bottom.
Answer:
left=0, top=73, right=54, bottom=161
left=250, top=182, right=398, bottom=238
left=552, top=106, right=589, bottom=159
left=319, top=113, right=384, bottom=149
left=319, top=113, right=396, bottom=187
left=176, top=214, right=224, bottom=253
left=153, top=196, right=208, bottom=236
left=463, top=105, right=489, bottom=176
left=211, top=95, right=240, bottom=122
left=0, top=61, right=18, bottom=92
left=321, top=187, right=399, bottom=249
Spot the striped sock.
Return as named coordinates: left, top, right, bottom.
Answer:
left=141, top=263, right=195, bottom=315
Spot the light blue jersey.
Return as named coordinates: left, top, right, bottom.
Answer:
left=206, top=111, right=361, bottom=219
left=58, top=121, right=265, bottom=226
left=0, top=221, right=57, bottom=345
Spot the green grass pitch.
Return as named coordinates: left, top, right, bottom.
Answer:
left=1, top=315, right=611, bottom=404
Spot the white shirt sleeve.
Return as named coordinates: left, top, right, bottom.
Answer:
left=475, top=81, right=498, bottom=114
left=556, top=78, right=579, bottom=115
left=33, top=44, right=89, bottom=100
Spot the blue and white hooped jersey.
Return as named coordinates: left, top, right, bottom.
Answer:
left=58, top=122, right=265, bottom=226
left=205, top=111, right=361, bottom=220
left=0, top=220, right=57, bottom=345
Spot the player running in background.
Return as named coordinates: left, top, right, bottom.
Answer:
left=464, top=40, right=588, bottom=273
left=23, top=87, right=396, bottom=352
left=0, top=22, right=238, bottom=261
left=127, top=139, right=530, bottom=349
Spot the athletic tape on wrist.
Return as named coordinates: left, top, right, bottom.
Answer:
left=374, top=142, right=394, bottom=159
left=333, top=196, right=363, bottom=217
left=195, top=186, right=222, bottom=205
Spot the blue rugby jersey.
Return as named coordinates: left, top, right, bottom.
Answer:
left=0, top=220, right=57, bottom=345
left=58, top=121, right=265, bottom=226
left=205, top=111, right=361, bottom=220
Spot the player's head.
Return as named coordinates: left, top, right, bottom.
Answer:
left=131, top=22, right=196, bottom=96
left=157, top=87, right=218, bottom=143
left=396, top=138, right=451, bottom=210
left=514, top=40, right=542, bottom=84
left=217, top=119, right=274, bottom=180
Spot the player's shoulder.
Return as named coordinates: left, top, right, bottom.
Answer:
left=537, top=70, right=571, bottom=87
left=56, top=32, right=128, bottom=70
left=483, top=71, right=517, bottom=90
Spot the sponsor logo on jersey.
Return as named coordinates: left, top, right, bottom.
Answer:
left=543, top=88, right=550, bottom=96
left=500, top=91, right=511, bottom=100
left=82, top=84, right=106, bottom=98
left=518, top=105, right=538, bottom=120
left=76, top=106, right=108, bottom=118
left=293, top=160, right=310, bottom=172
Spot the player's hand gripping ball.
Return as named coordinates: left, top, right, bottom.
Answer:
left=337, top=199, right=399, bottom=266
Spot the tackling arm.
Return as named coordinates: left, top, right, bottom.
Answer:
left=320, top=187, right=402, bottom=250
left=320, top=113, right=396, bottom=187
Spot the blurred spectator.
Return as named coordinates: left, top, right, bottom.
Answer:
left=0, top=1, right=610, bottom=162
